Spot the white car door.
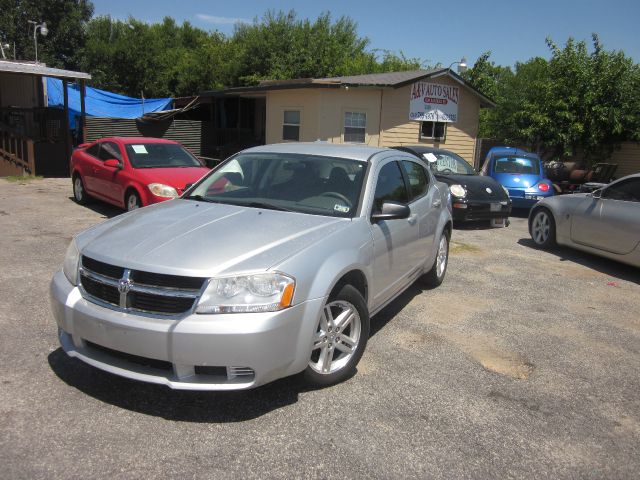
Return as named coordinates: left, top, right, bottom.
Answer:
left=369, top=160, right=420, bottom=309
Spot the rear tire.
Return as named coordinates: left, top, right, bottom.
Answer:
left=420, top=229, right=450, bottom=288
left=304, top=285, right=370, bottom=387
left=529, top=207, right=556, bottom=248
left=72, top=175, right=89, bottom=205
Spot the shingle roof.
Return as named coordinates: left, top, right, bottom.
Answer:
left=316, top=69, right=441, bottom=87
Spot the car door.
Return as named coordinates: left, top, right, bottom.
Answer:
left=80, top=142, right=103, bottom=195
left=400, top=159, right=440, bottom=257
left=369, top=160, right=420, bottom=308
left=92, top=141, right=125, bottom=203
left=570, top=178, right=640, bottom=254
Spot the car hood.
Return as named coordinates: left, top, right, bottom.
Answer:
left=436, top=174, right=509, bottom=201
left=78, top=199, right=350, bottom=277
left=133, top=167, right=210, bottom=193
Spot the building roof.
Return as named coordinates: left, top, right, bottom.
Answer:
left=202, top=68, right=495, bottom=107
left=0, top=60, right=91, bottom=80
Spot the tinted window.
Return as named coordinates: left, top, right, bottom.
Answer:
left=401, top=161, right=429, bottom=199
left=602, top=179, right=640, bottom=202
left=97, top=142, right=122, bottom=162
left=494, top=156, right=540, bottom=175
left=373, top=162, right=409, bottom=212
left=124, top=143, right=201, bottom=168
left=85, top=143, right=100, bottom=158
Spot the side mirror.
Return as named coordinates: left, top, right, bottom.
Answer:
left=371, top=201, right=411, bottom=222
left=104, top=159, right=122, bottom=169
left=591, top=189, right=602, bottom=199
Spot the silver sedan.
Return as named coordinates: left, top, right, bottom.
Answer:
left=529, top=173, right=640, bottom=267
left=51, top=143, right=453, bottom=390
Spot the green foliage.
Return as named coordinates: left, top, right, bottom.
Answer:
left=0, top=0, right=93, bottom=69
left=464, top=37, right=640, bottom=164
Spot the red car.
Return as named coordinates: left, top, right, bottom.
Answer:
left=71, top=137, right=210, bottom=211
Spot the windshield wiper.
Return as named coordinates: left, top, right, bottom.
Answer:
left=247, top=201, right=293, bottom=212
left=183, top=195, right=218, bottom=203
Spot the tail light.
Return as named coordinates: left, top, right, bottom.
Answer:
left=537, top=182, right=550, bottom=192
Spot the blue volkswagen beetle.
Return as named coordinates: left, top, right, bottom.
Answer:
left=480, top=147, right=554, bottom=208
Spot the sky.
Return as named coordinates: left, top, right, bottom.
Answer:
left=91, top=0, right=640, bottom=69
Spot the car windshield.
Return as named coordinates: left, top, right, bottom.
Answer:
left=494, top=156, right=540, bottom=175
left=125, top=143, right=202, bottom=168
left=424, top=151, right=476, bottom=175
left=186, top=152, right=366, bottom=218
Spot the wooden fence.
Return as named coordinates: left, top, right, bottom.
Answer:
left=0, top=129, right=35, bottom=176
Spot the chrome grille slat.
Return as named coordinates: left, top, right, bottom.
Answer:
left=79, top=256, right=206, bottom=316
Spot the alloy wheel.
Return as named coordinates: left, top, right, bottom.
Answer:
left=74, top=177, right=84, bottom=202
left=436, top=235, right=448, bottom=278
left=309, top=300, right=361, bottom=375
left=532, top=211, right=550, bottom=244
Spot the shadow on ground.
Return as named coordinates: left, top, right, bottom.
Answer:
left=518, top=237, right=640, bottom=284
left=69, top=196, right=123, bottom=219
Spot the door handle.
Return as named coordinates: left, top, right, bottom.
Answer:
left=432, top=199, right=442, bottom=208
left=407, top=214, right=417, bottom=225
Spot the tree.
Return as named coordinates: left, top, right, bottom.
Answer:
left=0, top=0, right=93, bottom=69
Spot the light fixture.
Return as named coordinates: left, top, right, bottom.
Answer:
left=28, top=20, right=48, bottom=63
left=448, top=57, right=468, bottom=74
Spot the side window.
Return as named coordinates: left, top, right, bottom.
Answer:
left=373, top=162, right=409, bottom=212
left=85, top=143, right=100, bottom=158
left=401, top=161, right=429, bottom=199
left=602, top=179, right=640, bottom=202
left=97, top=142, right=122, bottom=162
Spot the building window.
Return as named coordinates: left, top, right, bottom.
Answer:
left=344, top=111, right=366, bottom=143
left=283, top=110, right=300, bottom=141
left=421, top=121, right=447, bottom=140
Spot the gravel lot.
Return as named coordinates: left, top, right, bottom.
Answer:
left=1, top=177, right=639, bottom=479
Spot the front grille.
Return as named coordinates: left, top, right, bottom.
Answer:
left=86, top=341, right=172, bottom=371
left=79, top=256, right=207, bottom=316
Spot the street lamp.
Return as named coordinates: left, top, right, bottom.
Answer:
left=28, top=20, right=48, bottom=63
left=448, top=57, right=468, bottom=74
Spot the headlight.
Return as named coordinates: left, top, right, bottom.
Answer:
left=449, top=184, right=466, bottom=198
left=195, top=273, right=295, bottom=314
left=62, top=239, right=80, bottom=285
left=148, top=183, right=178, bottom=198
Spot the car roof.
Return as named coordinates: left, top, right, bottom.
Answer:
left=240, top=142, right=391, bottom=162
left=393, top=145, right=461, bottom=157
left=487, top=146, right=541, bottom=160
left=97, top=137, right=179, bottom=145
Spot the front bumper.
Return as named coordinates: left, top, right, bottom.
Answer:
left=451, top=199, right=511, bottom=222
left=50, top=270, right=325, bottom=390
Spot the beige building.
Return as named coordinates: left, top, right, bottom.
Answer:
left=203, top=69, right=494, bottom=165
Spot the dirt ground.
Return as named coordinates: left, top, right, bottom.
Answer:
left=1, top=177, right=639, bottom=479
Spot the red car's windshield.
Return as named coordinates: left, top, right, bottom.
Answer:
left=125, top=143, right=202, bottom=169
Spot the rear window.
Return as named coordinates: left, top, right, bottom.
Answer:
left=494, top=157, right=540, bottom=175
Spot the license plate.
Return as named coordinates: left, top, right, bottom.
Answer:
left=525, top=194, right=543, bottom=200
left=490, top=203, right=501, bottom=212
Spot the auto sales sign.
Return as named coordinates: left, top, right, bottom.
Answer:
left=409, top=81, right=459, bottom=122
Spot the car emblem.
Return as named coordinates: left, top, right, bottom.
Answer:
left=118, top=278, right=132, bottom=294
left=486, top=187, right=492, bottom=194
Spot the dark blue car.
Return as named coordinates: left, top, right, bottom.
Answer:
left=481, top=147, right=554, bottom=208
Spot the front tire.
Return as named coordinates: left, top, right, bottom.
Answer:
left=529, top=207, right=556, bottom=248
left=125, top=191, right=142, bottom=211
left=420, top=229, right=450, bottom=288
left=304, top=285, right=370, bottom=387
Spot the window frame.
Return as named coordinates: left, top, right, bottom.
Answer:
left=601, top=178, right=640, bottom=202
left=420, top=121, right=447, bottom=141
left=343, top=110, right=367, bottom=144
left=370, top=160, right=410, bottom=215
left=282, top=109, right=301, bottom=142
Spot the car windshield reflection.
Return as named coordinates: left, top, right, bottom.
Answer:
left=187, top=153, right=367, bottom=218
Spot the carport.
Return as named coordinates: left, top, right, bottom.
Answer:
left=0, top=60, right=90, bottom=176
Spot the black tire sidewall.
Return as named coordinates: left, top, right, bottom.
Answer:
left=126, top=192, right=141, bottom=211
left=420, top=229, right=450, bottom=288
left=303, top=284, right=370, bottom=387
left=73, top=175, right=87, bottom=204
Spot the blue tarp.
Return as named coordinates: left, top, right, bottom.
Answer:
left=46, top=77, right=173, bottom=128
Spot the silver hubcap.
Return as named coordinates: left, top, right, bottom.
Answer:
left=127, top=195, right=139, bottom=211
left=309, top=300, right=361, bottom=375
left=532, top=211, right=550, bottom=244
left=74, top=178, right=83, bottom=201
left=436, top=235, right=448, bottom=278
